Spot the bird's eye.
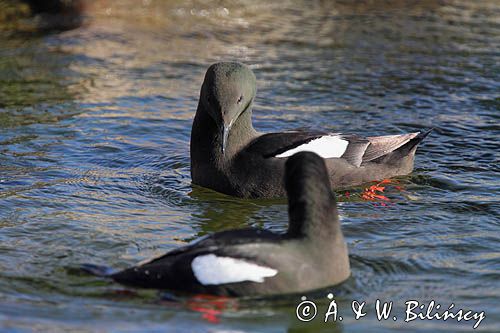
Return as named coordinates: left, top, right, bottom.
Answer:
left=237, top=95, right=243, bottom=104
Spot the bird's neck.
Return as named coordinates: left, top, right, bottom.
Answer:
left=225, top=108, right=258, bottom=158
left=286, top=188, right=341, bottom=242
left=191, top=104, right=257, bottom=168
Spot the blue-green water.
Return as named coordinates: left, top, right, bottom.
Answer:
left=0, top=0, right=499, bottom=332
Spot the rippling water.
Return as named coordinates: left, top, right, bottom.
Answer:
left=0, top=0, right=499, bottom=331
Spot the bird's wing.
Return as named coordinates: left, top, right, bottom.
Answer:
left=336, top=134, right=371, bottom=167
left=245, top=131, right=327, bottom=158
left=247, top=131, right=426, bottom=167
left=246, top=131, right=371, bottom=167
left=111, top=229, right=281, bottom=289
left=135, top=228, right=282, bottom=267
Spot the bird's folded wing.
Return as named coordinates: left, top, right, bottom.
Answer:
left=136, top=228, right=281, bottom=267
left=246, top=131, right=332, bottom=158
left=247, top=131, right=374, bottom=167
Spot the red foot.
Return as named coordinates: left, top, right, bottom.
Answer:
left=186, top=294, right=236, bottom=324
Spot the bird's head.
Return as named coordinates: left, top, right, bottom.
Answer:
left=199, top=62, right=257, bottom=154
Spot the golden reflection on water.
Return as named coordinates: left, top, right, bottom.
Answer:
left=28, top=0, right=489, bottom=119
left=2, top=0, right=496, bottom=115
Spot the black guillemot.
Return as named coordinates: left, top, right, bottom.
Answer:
left=190, top=62, right=431, bottom=198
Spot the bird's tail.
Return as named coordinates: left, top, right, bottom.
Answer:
left=394, top=128, right=433, bottom=156
left=371, top=128, right=433, bottom=165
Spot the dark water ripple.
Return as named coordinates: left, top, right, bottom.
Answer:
left=0, top=0, right=499, bottom=331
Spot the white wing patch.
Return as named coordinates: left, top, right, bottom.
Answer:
left=275, top=135, right=349, bottom=158
left=191, top=254, right=278, bottom=285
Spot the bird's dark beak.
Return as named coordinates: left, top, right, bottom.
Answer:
left=222, top=122, right=232, bottom=155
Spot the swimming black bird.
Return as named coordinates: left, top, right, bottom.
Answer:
left=82, top=152, right=350, bottom=296
left=191, top=62, right=431, bottom=198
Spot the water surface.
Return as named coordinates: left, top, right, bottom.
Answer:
left=0, top=0, right=499, bottom=332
